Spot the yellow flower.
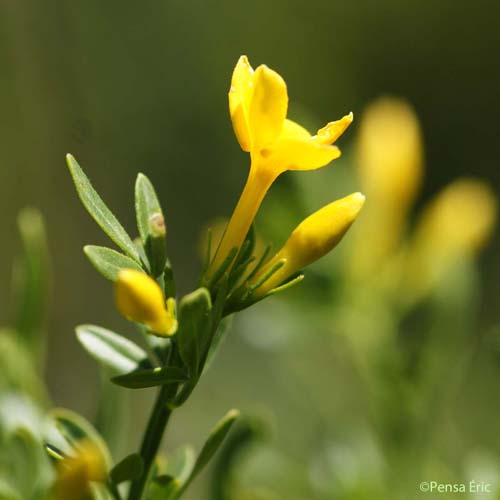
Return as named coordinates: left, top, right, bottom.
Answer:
left=249, top=193, right=365, bottom=297
left=357, top=97, right=423, bottom=209
left=52, top=440, right=107, bottom=500
left=207, top=55, right=353, bottom=278
left=349, top=97, right=423, bottom=280
left=115, top=269, right=177, bottom=336
left=407, top=178, right=497, bottom=297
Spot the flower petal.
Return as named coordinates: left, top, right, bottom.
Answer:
left=281, top=119, right=311, bottom=141
left=249, top=64, right=288, bottom=151
left=314, top=112, right=353, bottom=145
left=228, top=56, right=254, bottom=152
left=268, top=138, right=341, bottom=172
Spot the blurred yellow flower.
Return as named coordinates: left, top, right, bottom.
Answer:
left=407, top=178, right=497, bottom=296
left=350, top=97, right=423, bottom=279
left=52, top=440, right=107, bottom=500
left=249, top=192, right=365, bottom=297
left=208, top=55, right=352, bottom=278
left=115, top=269, right=177, bottom=336
left=357, top=97, right=423, bottom=208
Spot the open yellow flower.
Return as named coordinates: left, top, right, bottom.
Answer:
left=207, top=55, right=353, bottom=278
left=115, top=269, right=177, bottom=336
left=52, top=440, right=107, bottom=500
left=249, top=193, right=365, bottom=297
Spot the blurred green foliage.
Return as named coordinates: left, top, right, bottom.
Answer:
left=1, top=1, right=500, bottom=499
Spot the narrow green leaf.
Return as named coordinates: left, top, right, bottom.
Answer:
left=210, top=416, right=268, bottom=499
left=66, top=154, right=140, bottom=262
left=174, top=410, right=239, bottom=498
left=76, top=325, right=149, bottom=374
left=84, top=245, right=143, bottom=281
left=166, top=445, right=196, bottom=484
left=204, top=317, right=232, bottom=372
left=198, top=279, right=229, bottom=374
left=176, top=288, right=212, bottom=377
left=134, top=236, right=151, bottom=272
left=135, top=173, right=167, bottom=277
left=110, top=453, right=143, bottom=484
left=111, top=366, right=187, bottom=389
left=14, top=208, right=49, bottom=359
left=191, top=409, right=240, bottom=478
left=151, top=445, right=196, bottom=500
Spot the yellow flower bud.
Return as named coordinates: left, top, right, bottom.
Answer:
left=207, top=56, right=352, bottom=279
left=357, top=97, right=423, bottom=209
left=416, top=178, right=497, bottom=254
left=407, top=178, right=497, bottom=296
left=52, top=440, right=107, bottom=500
left=349, top=98, right=423, bottom=280
left=115, top=269, right=177, bottom=336
left=250, top=193, right=365, bottom=297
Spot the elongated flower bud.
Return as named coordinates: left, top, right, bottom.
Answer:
left=250, top=193, right=365, bottom=297
left=406, top=178, right=497, bottom=297
left=349, top=98, right=423, bottom=279
left=357, top=97, right=423, bottom=209
left=115, top=269, right=177, bottom=336
left=413, top=178, right=497, bottom=256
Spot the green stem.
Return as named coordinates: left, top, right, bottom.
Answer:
left=127, top=384, right=174, bottom=500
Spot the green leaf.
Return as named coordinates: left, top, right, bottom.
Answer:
left=84, top=245, right=144, bottom=281
left=13, top=208, right=49, bottom=360
left=176, top=288, right=212, bottom=377
left=151, top=445, right=196, bottom=500
left=191, top=409, right=240, bottom=479
left=174, top=410, right=239, bottom=498
left=66, top=154, right=140, bottom=262
left=204, top=317, right=232, bottom=372
left=110, top=453, right=144, bottom=484
left=0, top=331, right=48, bottom=403
left=135, top=173, right=167, bottom=277
left=4, top=428, right=53, bottom=500
left=165, top=445, right=196, bottom=484
left=76, top=324, right=149, bottom=374
left=198, top=279, right=229, bottom=374
left=210, top=416, right=268, bottom=499
left=111, top=366, right=187, bottom=389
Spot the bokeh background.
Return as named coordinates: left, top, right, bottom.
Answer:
left=1, top=1, right=500, bottom=499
